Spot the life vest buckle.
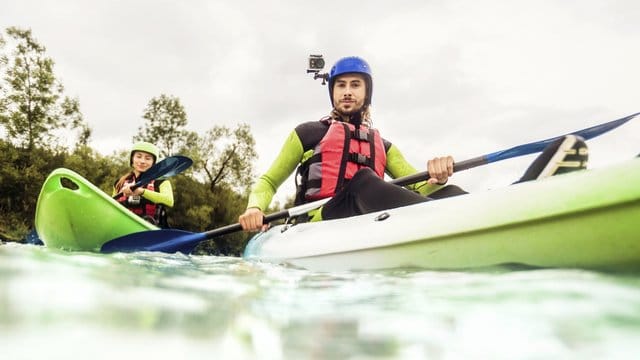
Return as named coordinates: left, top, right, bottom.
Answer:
left=353, top=129, right=370, bottom=141
left=349, top=153, right=370, bottom=166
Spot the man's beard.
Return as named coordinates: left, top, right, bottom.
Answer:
left=336, top=103, right=364, bottom=116
left=338, top=108, right=359, bottom=116
left=336, top=106, right=364, bottom=125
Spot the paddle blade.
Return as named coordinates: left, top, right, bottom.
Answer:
left=112, top=155, right=193, bottom=199
left=137, top=155, right=193, bottom=184
left=486, top=112, right=639, bottom=163
left=100, top=229, right=206, bottom=254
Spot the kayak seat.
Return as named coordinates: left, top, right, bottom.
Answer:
left=516, top=135, right=588, bottom=183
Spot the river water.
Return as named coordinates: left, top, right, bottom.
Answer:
left=1, top=242, right=639, bottom=359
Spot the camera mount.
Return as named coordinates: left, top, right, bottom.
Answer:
left=307, top=54, right=329, bottom=85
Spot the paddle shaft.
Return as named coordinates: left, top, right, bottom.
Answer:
left=193, top=157, right=506, bottom=240
left=192, top=203, right=324, bottom=240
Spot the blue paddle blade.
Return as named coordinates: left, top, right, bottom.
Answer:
left=485, top=112, right=640, bottom=163
left=100, top=229, right=206, bottom=254
left=157, top=156, right=193, bottom=180
left=137, top=155, right=193, bottom=184
left=112, top=155, right=193, bottom=200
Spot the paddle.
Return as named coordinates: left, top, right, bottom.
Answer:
left=101, top=111, right=639, bottom=254
left=112, top=155, right=193, bottom=200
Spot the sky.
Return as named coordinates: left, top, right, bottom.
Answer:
left=2, top=0, right=639, bottom=204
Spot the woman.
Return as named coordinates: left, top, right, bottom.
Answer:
left=113, top=141, right=174, bottom=227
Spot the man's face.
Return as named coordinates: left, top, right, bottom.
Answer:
left=332, top=74, right=366, bottom=115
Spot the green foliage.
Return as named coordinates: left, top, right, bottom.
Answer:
left=0, top=139, right=65, bottom=238
left=194, top=123, right=258, bottom=194
left=62, top=146, right=129, bottom=192
left=0, top=27, right=98, bottom=240
left=135, top=94, right=189, bottom=157
left=0, top=33, right=6, bottom=114
left=168, top=176, right=251, bottom=256
left=168, top=175, right=213, bottom=231
left=0, top=27, right=89, bottom=151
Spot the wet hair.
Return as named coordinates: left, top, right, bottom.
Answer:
left=114, top=171, right=135, bottom=193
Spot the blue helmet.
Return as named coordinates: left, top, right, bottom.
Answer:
left=328, top=56, right=373, bottom=107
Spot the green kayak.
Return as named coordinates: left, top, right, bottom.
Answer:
left=244, top=157, right=640, bottom=272
left=35, top=168, right=158, bottom=251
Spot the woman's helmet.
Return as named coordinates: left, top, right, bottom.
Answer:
left=328, top=56, right=373, bottom=107
left=130, top=141, right=159, bottom=166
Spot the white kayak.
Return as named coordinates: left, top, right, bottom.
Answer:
left=243, top=158, right=640, bottom=272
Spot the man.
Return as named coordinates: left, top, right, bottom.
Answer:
left=239, top=56, right=587, bottom=232
left=239, top=56, right=471, bottom=231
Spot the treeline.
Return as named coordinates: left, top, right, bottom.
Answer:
left=0, top=27, right=280, bottom=255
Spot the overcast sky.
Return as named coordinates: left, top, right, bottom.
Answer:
left=2, top=0, right=639, bottom=203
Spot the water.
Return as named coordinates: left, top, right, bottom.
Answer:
left=2, top=242, right=640, bottom=359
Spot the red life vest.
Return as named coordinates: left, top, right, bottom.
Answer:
left=303, top=120, right=386, bottom=201
left=116, top=177, right=159, bottom=221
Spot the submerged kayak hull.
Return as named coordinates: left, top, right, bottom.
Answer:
left=35, top=168, right=157, bottom=251
left=244, top=158, right=640, bottom=271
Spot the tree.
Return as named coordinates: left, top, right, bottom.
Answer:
left=0, top=138, right=66, bottom=239
left=195, top=123, right=257, bottom=194
left=0, top=27, right=87, bottom=151
left=135, top=94, right=189, bottom=156
left=169, top=123, right=257, bottom=255
left=0, top=33, right=6, bottom=113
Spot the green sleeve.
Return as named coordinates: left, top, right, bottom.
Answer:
left=247, top=130, right=304, bottom=211
left=385, top=144, right=443, bottom=196
left=142, top=180, right=174, bottom=207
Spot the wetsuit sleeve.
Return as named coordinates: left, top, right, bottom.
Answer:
left=142, top=180, right=174, bottom=207
left=385, top=144, right=443, bottom=196
left=247, top=130, right=304, bottom=211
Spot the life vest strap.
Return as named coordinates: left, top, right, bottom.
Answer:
left=348, top=152, right=372, bottom=167
left=335, top=122, right=352, bottom=192
left=352, top=128, right=370, bottom=141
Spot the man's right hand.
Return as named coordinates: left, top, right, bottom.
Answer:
left=239, top=207, right=268, bottom=232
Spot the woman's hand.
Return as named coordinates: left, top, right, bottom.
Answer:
left=427, top=156, right=454, bottom=185
left=122, top=184, right=145, bottom=197
left=239, top=207, right=268, bottom=232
